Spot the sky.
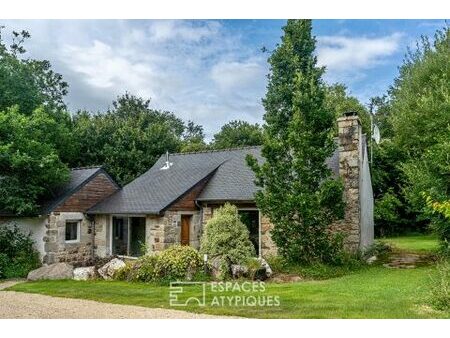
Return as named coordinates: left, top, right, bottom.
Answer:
left=1, top=19, right=446, bottom=139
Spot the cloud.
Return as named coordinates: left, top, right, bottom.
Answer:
left=148, top=20, right=221, bottom=42
left=317, top=33, right=403, bottom=73
left=210, top=59, right=266, bottom=92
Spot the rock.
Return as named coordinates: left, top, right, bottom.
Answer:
left=209, top=256, right=229, bottom=279
left=98, top=258, right=126, bottom=280
left=258, top=258, right=273, bottom=278
left=231, top=264, right=248, bottom=279
left=73, top=266, right=96, bottom=281
left=27, top=263, right=74, bottom=281
left=366, top=255, right=377, bottom=264
left=271, top=274, right=303, bottom=283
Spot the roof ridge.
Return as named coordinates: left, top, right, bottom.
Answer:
left=170, top=145, right=262, bottom=156
left=70, top=166, right=103, bottom=171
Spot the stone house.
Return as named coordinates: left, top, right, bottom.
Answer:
left=1, top=112, right=374, bottom=265
left=0, top=167, right=120, bottom=265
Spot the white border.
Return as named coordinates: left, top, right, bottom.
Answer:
left=0, top=0, right=446, bottom=19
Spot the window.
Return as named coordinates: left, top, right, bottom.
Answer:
left=65, top=220, right=80, bottom=242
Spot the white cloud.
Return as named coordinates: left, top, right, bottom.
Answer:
left=317, top=33, right=403, bottom=72
left=148, top=20, right=221, bottom=42
left=210, top=59, right=266, bottom=92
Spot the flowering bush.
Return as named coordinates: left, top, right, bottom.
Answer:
left=114, top=245, right=202, bottom=282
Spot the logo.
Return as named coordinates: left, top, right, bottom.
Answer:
left=169, top=282, right=207, bottom=307
left=169, top=281, right=280, bottom=307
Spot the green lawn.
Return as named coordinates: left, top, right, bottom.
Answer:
left=382, top=233, right=439, bottom=253
left=7, top=265, right=449, bottom=318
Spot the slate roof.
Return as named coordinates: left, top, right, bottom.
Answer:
left=88, top=146, right=340, bottom=215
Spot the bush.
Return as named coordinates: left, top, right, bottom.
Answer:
left=429, top=260, right=450, bottom=311
left=266, top=254, right=365, bottom=280
left=363, top=241, right=393, bottom=261
left=200, top=203, right=255, bottom=265
left=154, top=245, right=202, bottom=281
left=0, top=222, right=41, bottom=279
left=114, top=245, right=202, bottom=282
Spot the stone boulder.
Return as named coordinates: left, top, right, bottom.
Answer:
left=231, top=264, right=248, bottom=279
left=209, top=256, right=230, bottom=279
left=73, top=266, right=96, bottom=281
left=98, top=258, right=126, bottom=280
left=27, top=263, right=74, bottom=281
left=258, top=258, right=273, bottom=278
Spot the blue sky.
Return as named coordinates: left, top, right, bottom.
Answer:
left=1, top=19, right=446, bottom=138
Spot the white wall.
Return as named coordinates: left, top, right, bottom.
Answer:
left=359, top=143, right=374, bottom=249
left=0, top=217, right=47, bottom=260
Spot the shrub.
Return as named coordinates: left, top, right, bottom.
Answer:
left=114, top=245, right=202, bottom=282
left=266, top=254, right=364, bottom=280
left=363, top=241, right=393, bottom=261
left=154, top=245, right=202, bottom=281
left=429, top=260, right=450, bottom=311
left=0, top=222, right=41, bottom=279
left=200, top=203, right=255, bottom=265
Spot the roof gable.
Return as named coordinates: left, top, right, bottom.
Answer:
left=40, top=167, right=118, bottom=214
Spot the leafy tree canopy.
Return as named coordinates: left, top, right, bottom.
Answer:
left=212, top=120, right=263, bottom=149
left=71, top=93, right=186, bottom=185
left=0, top=106, right=70, bottom=215
left=0, top=27, right=68, bottom=121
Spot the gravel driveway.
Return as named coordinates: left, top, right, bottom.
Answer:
left=0, top=281, right=231, bottom=319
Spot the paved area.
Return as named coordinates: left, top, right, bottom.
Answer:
left=0, top=280, right=230, bottom=319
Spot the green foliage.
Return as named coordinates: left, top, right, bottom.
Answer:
left=428, top=260, right=450, bottom=311
left=154, top=245, right=203, bottom=281
left=0, top=222, right=41, bottom=279
left=371, top=27, right=450, bottom=236
left=115, top=245, right=203, bottom=282
left=0, top=106, right=70, bottom=215
left=200, top=203, right=255, bottom=265
left=212, top=120, right=263, bottom=149
left=71, top=93, right=185, bottom=185
left=0, top=27, right=68, bottom=118
left=424, top=195, right=450, bottom=255
left=181, top=121, right=208, bottom=152
left=389, top=29, right=450, bottom=157
left=247, top=20, right=344, bottom=264
left=324, top=83, right=371, bottom=135
left=266, top=254, right=364, bottom=280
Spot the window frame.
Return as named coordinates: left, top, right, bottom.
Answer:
left=65, top=220, right=81, bottom=244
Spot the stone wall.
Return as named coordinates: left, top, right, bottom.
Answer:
left=43, top=212, right=93, bottom=266
left=331, top=113, right=362, bottom=251
left=260, top=216, right=277, bottom=257
left=148, top=211, right=202, bottom=252
left=93, top=214, right=109, bottom=257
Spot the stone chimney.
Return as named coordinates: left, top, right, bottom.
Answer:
left=335, top=112, right=363, bottom=251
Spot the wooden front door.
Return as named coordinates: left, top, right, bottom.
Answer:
left=181, top=215, right=190, bottom=245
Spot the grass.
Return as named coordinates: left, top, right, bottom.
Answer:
left=382, top=233, right=440, bottom=253
left=5, top=234, right=447, bottom=318
left=6, top=265, right=449, bottom=318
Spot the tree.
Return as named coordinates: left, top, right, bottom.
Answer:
left=389, top=29, right=450, bottom=158
left=212, top=120, right=263, bottom=149
left=247, top=20, right=344, bottom=264
left=71, top=94, right=185, bottom=185
left=0, top=106, right=70, bottom=215
left=180, top=121, right=208, bottom=152
left=324, top=83, right=370, bottom=135
left=0, top=27, right=69, bottom=120
left=371, top=27, right=450, bottom=237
